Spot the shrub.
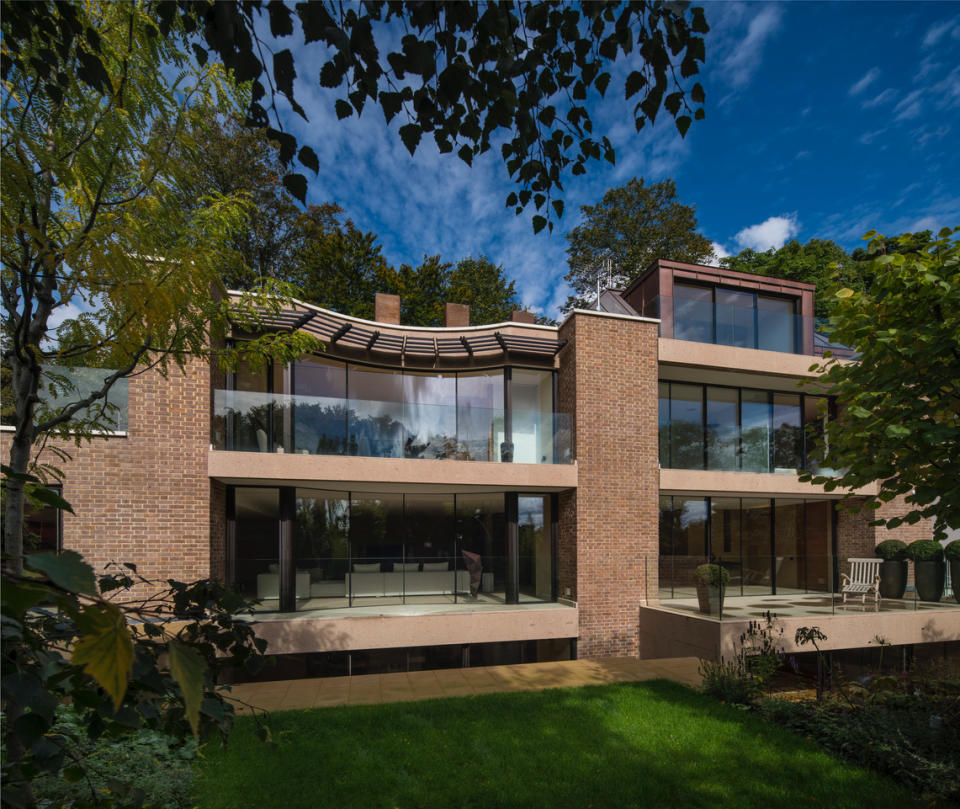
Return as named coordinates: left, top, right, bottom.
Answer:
left=700, top=614, right=784, bottom=705
left=694, top=563, right=730, bottom=587
left=906, top=539, right=944, bottom=562
left=944, top=540, right=960, bottom=561
left=874, top=539, right=908, bottom=561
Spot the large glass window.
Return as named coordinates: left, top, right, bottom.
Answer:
left=668, top=383, right=703, bottom=469
left=715, top=289, right=755, bottom=348
left=512, top=369, right=554, bottom=464
left=457, top=371, right=504, bottom=461
left=348, top=365, right=404, bottom=458
left=773, top=393, right=802, bottom=473
left=673, top=284, right=799, bottom=353
left=706, top=387, right=738, bottom=470
left=403, top=373, right=456, bottom=459
left=740, top=390, right=771, bottom=473
left=673, top=283, right=713, bottom=342
left=518, top=495, right=553, bottom=601
left=758, top=295, right=796, bottom=353
left=293, top=358, right=347, bottom=455
left=235, top=488, right=279, bottom=602
left=457, top=493, right=507, bottom=595
left=295, top=489, right=349, bottom=599
left=658, top=496, right=835, bottom=599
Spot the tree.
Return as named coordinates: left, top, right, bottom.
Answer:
left=2, top=1, right=710, bottom=232
left=801, top=228, right=960, bottom=539
left=1, top=506, right=271, bottom=808
left=285, top=203, right=397, bottom=321
left=447, top=256, right=526, bottom=325
left=563, top=177, right=714, bottom=310
left=168, top=111, right=301, bottom=289
left=395, top=255, right=452, bottom=327
left=720, top=239, right=855, bottom=319
left=1, top=0, right=316, bottom=573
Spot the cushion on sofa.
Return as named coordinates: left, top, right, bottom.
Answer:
left=421, top=562, right=449, bottom=571
left=353, top=562, right=381, bottom=573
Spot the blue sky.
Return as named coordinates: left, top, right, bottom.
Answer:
left=275, top=1, right=960, bottom=321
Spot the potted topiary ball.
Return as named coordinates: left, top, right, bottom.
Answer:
left=944, top=540, right=960, bottom=605
left=906, top=540, right=945, bottom=603
left=695, top=563, right=730, bottom=616
left=874, top=539, right=908, bottom=598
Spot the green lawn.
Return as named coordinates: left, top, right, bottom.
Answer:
left=195, top=681, right=915, bottom=809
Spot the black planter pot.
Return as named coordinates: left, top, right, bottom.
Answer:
left=696, top=582, right=725, bottom=616
left=951, top=560, right=960, bottom=605
left=914, top=560, right=945, bottom=603
left=878, top=560, right=907, bottom=599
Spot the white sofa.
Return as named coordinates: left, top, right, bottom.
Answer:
left=346, top=569, right=470, bottom=597
left=256, top=571, right=310, bottom=600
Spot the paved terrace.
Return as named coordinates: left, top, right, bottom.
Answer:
left=226, top=657, right=703, bottom=713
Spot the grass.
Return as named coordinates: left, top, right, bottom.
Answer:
left=194, top=680, right=917, bottom=809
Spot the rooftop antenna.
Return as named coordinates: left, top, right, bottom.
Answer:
left=595, top=255, right=613, bottom=311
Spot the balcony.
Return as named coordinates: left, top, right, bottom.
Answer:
left=212, top=389, right=572, bottom=464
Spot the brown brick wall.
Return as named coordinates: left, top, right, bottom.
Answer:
left=558, top=312, right=659, bottom=658
left=836, top=495, right=935, bottom=562
left=2, top=357, right=214, bottom=595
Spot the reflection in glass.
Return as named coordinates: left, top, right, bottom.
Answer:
left=741, top=498, right=771, bottom=590
left=715, top=289, right=755, bottom=348
left=758, top=295, right=796, bottom=353
left=710, top=497, right=742, bottom=595
left=457, top=493, right=506, bottom=596
left=741, top=390, right=771, bottom=473
left=669, top=383, right=703, bottom=469
left=518, top=495, right=552, bottom=601
left=804, top=396, right=830, bottom=473
left=456, top=371, right=504, bottom=461
left=236, top=488, right=279, bottom=601
left=293, top=357, right=347, bottom=454
left=658, top=381, right=670, bottom=466
left=706, top=387, right=738, bottom=470
left=295, top=489, right=349, bottom=604
left=403, top=373, right=456, bottom=459
left=674, top=283, right=713, bottom=342
left=232, top=358, right=283, bottom=452
left=512, top=369, right=554, bottom=464
left=804, top=500, right=833, bottom=592
left=774, top=499, right=804, bottom=592
left=348, top=365, right=404, bottom=458
left=773, top=393, right=802, bottom=472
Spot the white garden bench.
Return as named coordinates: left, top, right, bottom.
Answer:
left=840, top=558, right=881, bottom=604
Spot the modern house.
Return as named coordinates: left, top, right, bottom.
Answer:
left=6, top=260, right=958, bottom=678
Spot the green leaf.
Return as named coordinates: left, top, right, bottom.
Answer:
left=27, top=550, right=95, bottom=595
left=532, top=215, right=547, bottom=234
left=298, top=146, right=319, bottom=174
left=334, top=99, right=352, bottom=120
left=282, top=173, right=307, bottom=204
left=27, top=485, right=75, bottom=513
left=0, top=579, right=49, bottom=616
left=72, top=603, right=134, bottom=710
left=398, top=123, right=422, bottom=155
left=625, top=70, right=646, bottom=100
left=884, top=424, right=911, bottom=439
left=169, top=639, right=206, bottom=736
left=835, top=288, right=855, bottom=299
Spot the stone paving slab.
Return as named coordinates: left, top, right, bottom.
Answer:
left=227, top=657, right=703, bottom=714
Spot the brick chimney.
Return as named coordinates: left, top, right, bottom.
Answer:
left=444, top=302, right=470, bottom=327
left=375, top=293, right=401, bottom=324
left=511, top=310, right=536, bottom=324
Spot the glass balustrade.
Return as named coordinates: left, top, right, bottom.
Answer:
left=212, top=389, right=572, bottom=463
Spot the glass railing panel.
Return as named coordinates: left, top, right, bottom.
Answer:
left=19, top=366, right=130, bottom=431
left=213, top=390, right=572, bottom=463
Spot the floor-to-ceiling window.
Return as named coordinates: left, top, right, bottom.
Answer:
left=658, top=495, right=835, bottom=599
left=673, top=282, right=799, bottom=353
left=230, top=488, right=553, bottom=612
left=659, top=381, right=832, bottom=474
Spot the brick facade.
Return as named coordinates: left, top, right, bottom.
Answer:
left=2, top=357, right=213, bottom=595
left=836, top=495, right=935, bottom=561
left=558, top=311, right=659, bottom=658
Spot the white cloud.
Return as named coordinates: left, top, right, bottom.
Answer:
left=734, top=215, right=800, bottom=251
left=922, top=16, right=960, bottom=48
left=713, top=3, right=785, bottom=89
left=859, top=127, right=888, bottom=145
left=893, top=88, right=924, bottom=121
left=710, top=241, right=731, bottom=260
left=861, top=88, right=897, bottom=109
left=849, top=67, right=881, bottom=96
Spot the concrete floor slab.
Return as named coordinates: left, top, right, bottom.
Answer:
left=228, top=657, right=703, bottom=714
